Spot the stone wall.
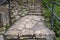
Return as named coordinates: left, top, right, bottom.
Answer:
left=0, top=0, right=41, bottom=26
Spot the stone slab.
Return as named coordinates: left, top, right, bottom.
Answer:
left=5, top=15, right=55, bottom=40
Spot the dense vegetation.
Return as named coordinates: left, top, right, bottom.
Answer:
left=42, top=0, right=60, bottom=40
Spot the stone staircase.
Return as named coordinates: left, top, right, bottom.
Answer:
left=4, top=0, right=55, bottom=40
left=21, top=2, right=42, bottom=15
left=29, top=4, right=42, bottom=14
left=5, top=15, right=55, bottom=40
left=29, top=6, right=42, bottom=15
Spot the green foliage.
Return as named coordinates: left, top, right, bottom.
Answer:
left=42, top=0, right=60, bottom=38
left=43, top=8, right=51, bottom=26
left=54, top=5, right=60, bottom=37
left=56, top=37, right=60, bottom=40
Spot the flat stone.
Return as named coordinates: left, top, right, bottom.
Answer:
left=16, top=24, right=25, bottom=30
left=0, top=35, right=4, bottom=40
left=5, top=30, right=19, bottom=36
left=21, top=29, right=34, bottom=35
left=5, top=15, right=55, bottom=40
left=25, top=21, right=35, bottom=29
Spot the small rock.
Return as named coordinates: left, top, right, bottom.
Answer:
left=15, top=16, right=20, bottom=20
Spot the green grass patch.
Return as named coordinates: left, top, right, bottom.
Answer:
left=42, top=3, right=60, bottom=37
left=56, top=37, right=60, bottom=40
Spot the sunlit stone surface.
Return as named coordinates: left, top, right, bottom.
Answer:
left=5, top=15, right=55, bottom=40
left=3, top=0, right=55, bottom=40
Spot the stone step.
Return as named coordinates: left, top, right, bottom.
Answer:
left=4, top=15, right=55, bottom=40
left=29, top=7, right=41, bottom=10
left=29, top=11, right=42, bottom=13
left=29, top=6, right=41, bottom=8
left=30, top=9, right=41, bottom=11
left=23, top=3, right=41, bottom=6
left=29, top=10, right=42, bottom=13
left=28, top=13, right=42, bottom=15
left=23, top=4, right=28, bottom=6
left=29, top=6, right=41, bottom=10
left=29, top=11, right=41, bottom=13
left=21, top=7, right=41, bottom=10
left=29, top=5, right=41, bottom=7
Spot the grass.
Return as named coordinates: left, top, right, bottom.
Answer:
left=42, top=3, right=60, bottom=40
left=56, top=37, right=60, bottom=40
left=43, top=8, right=51, bottom=28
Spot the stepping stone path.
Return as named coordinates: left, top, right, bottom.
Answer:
left=4, top=0, right=55, bottom=40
